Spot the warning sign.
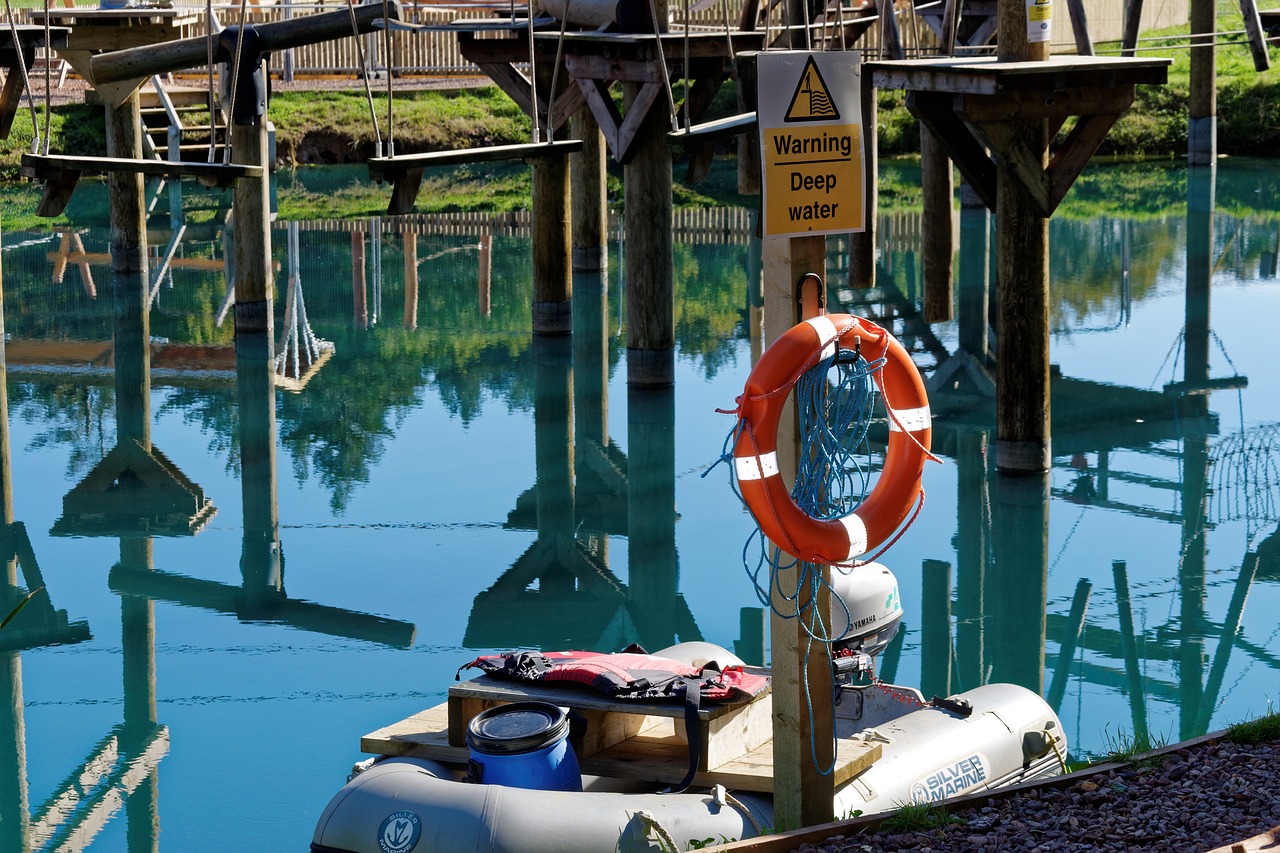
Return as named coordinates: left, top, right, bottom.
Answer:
left=758, top=51, right=865, bottom=239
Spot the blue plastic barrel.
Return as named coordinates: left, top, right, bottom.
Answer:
left=465, top=702, right=582, bottom=791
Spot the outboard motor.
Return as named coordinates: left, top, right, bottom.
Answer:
left=828, top=561, right=905, bottom=681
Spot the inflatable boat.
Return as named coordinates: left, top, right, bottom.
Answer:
left=312, top=566, right=1068, bottom=853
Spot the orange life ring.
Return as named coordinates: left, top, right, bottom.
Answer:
left=732, top=313, right=932, bottom=565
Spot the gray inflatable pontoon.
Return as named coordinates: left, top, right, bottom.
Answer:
left=311, top=678, right=1066, bottom=853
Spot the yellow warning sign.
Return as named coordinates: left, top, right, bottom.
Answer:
left=784, top=57, right=840, bottom=123
left=758, top=51, right=865, bottom=238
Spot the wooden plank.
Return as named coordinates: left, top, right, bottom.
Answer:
left=668, top=112, right=757, bottom=142
left=361, top=701, right=880, bottom=794
left=21, top=154, right=262, bottom=183
left=368, top=140, right=583, bottom=181
left=868, top=56, right=1170, bottom=95
left=1240, top=0, right=1273, bottom=71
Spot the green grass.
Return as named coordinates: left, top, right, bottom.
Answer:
left=879, top=801, right=961, bottom=834
left=1224, top=708, right=1280, bottom=745
left=1099, top=725, right=1171, bottom=768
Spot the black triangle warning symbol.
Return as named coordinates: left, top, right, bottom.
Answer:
left=784, top=56, right=840, bottom=122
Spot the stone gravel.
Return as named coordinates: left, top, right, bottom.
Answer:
left=799, top=740, right=1280, bottom=853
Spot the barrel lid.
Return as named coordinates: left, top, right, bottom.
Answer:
left=466, top=702, right=570, bottom=755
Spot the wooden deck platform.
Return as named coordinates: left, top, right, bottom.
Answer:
left=362, top=674, right=882, bottom=793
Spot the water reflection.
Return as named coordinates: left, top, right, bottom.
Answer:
left=0, top=159, right=1277, bottom=848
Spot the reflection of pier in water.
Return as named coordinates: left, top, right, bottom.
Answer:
left=465, top=269, right=704, bottom=652
left=870, top=167, right=1280, bottom=753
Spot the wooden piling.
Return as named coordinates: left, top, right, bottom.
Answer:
left=957, top=198, right=990, bottom=361
left=993, top=2, right=1050, bottom=474
left=231, top=115, right=274, bottom=336
left=532, top=152, right=572, bottom=335
left=352, top=231, right=368, bottom=329
left=623, top=73, right=674, bottom=386
left=571, top=106, right=608, bottom=272
left=762, top=234, right=834, bottom=830
left=1188, top=0, right=1215, bottom=163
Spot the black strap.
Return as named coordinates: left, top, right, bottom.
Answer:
left=661, top=679, right=702, bottom=794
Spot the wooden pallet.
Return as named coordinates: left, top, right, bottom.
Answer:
left=361, top=675, right=882, bottom=793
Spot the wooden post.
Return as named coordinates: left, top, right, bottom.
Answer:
left=1188, top=0, right=1215, bottom=163
left=532, top=335, right=574, bottom=592
left=737, top=54, right=761, bottom=196
left=533, top=153, right=572, bottom=334
left=231, top=114, right=273, bottom=334
left=623, top=76, right=674, bottom=386
left=105, top=93, right=150, bottom=450
left=763, top=234, right=834, bottom=830
left=921, top=127, right=953, bottom=322
left=994, top=0, right=1050, bottom=474
left=571, top=106, right=608, bottom=272
left=1120, top=0, right=1144, bottom=55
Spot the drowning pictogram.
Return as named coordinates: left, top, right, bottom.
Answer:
left=784, top=56, right=840, bottom=122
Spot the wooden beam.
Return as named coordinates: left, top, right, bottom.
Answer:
left=907, top=91, right=997, bottom=212
left=89, top=1, right=401, bottom=84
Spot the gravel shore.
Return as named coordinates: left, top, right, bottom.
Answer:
left=793, top=738, right=1280, bottom=853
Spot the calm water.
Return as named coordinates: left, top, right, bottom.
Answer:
left=1, top=158, right=1278, bottom=850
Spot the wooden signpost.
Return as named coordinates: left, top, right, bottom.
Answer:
left=756, top=49, right=868, bottom=830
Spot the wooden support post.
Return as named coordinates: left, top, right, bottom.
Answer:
left=532, top=335, right=574, bottom=567
left=763, top=234, right=834, bottom=831
left=993, top=2, right=1051, bottom=474
left=231, top=113, right=273, bottom=337
left=533, top=153, right=572, bottom=335
left=571, top=105, right=608, bottom=272
left=921, top=559, right=953, bottom=699
left=849, top=59, right=877, bottom=289
left=1120, top=0, right=1143, bottom=55
left=1188, top=0, right=1216, bottom=163
left=1065, top=0, right=1094, bottom=55
left=236, top=316, right=281, bottom=606
left=623, top=69, right=674, bottom=386
left=921, top=127, right=954, bottom=322
left=105, top=93, right=150, bottom=450
left=737, top=54, right=761, bottom=196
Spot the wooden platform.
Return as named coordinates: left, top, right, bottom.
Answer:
left=362, top=674, right=881, bottom=793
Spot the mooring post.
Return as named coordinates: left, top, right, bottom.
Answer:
left=763, top=237, right=835, bottom=830
left=571, top=106, right=608, bottom=272
left=994, top=0, right=1050, bottom=475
